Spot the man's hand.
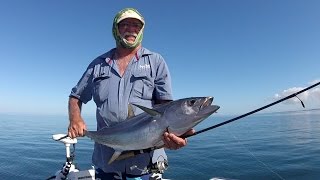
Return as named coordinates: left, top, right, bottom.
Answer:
left=68, top=117, right=87, bottom=138
left=68, top=97, right=87, bottom=138
left=163, top=129, right=195, bottom=150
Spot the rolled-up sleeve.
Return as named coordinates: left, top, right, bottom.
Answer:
left=70, top=64, right=94, bottom=104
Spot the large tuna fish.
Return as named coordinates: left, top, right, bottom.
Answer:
left=85, top=96, right=220, bottom=164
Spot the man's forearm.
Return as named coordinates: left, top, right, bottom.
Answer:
left=68, top=97, right=82, bottom=121
left=68, top=97, right=86, bottom=138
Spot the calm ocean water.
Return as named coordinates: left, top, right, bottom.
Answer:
left=0, top=110, right=319, bottom=180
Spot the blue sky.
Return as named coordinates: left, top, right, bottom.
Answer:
left=0, top=0, right=319, bottom=116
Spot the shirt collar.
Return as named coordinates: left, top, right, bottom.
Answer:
left=133, top=47, right=152, bottom=62
left=102, top=47, right=153, bottom=64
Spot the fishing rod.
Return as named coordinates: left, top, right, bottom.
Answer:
left=182, top=81, right=320, bottom=139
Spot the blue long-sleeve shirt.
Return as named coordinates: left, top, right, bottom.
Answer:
left=70, top=47, right=173, bottom=175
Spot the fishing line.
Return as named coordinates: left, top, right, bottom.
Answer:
left=183, top=81, right=320, bottom=138
left=225, top=127, right=285, bottom=180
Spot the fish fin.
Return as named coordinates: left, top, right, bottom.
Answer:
left=108, top=150, right=122, bottom=164
left=127, top=104, right=135, bottom=118
left=133, top=104, right=162, bottom=116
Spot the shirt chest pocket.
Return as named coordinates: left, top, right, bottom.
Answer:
left=93, top=72, right=110, bottom=104
left=131, top=70, right=155, bottom=100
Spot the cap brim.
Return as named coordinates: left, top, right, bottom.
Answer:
left=116, top=10, right=144, bottom=24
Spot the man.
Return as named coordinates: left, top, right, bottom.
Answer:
left=67, top=8, right=193, bottom=179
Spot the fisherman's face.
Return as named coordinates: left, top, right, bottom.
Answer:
left=118, top=18, right=143, bottom=44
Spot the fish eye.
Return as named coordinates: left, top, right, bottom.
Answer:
left=187, top=99, right=196, bottom=106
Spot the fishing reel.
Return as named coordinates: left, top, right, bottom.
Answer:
left=129, top=154, right=168, bottom=179
left=148, top=158, right=168, bottom=174
left=129, top=160, right=168, bottom=180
